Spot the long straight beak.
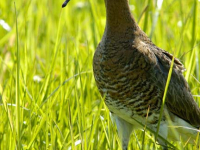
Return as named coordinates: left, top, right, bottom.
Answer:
left=62, top=0, right=70, bottom=8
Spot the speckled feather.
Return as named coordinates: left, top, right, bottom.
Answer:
left=93, top=24, right=200, bottom=127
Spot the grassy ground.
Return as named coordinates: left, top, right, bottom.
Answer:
left=0, top=0, right=200, bottom=149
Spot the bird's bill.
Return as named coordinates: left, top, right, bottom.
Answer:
left=62, top=0, right=70, bottom=8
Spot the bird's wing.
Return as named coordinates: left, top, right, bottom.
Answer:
left=148, top=45, right=200, bottom=127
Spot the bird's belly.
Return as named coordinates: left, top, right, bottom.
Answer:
left=105, top=96, right=161, bottom=129
left=98, top=78, right=162, bottom=120
left=106, top=101, right=144, bottom=129
left=108, top=102, right=200, bottom=144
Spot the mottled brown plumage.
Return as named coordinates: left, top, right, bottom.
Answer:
left=93, top=0, right=200, bottom=149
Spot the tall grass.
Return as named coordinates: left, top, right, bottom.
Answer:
left=0, top=0, right=199, bottom=149
left=14, top=2, right=21, bottom=149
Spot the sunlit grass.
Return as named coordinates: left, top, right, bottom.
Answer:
left=0, top=0, right=199, bottom=149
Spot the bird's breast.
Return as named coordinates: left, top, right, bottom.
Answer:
left=93, top=45, right=162, bottom=121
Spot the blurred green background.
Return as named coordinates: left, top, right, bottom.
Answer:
left=0, top=0, right=199, bottom=149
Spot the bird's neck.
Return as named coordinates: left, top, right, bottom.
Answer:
left=104, top=0, right=138, bottom=35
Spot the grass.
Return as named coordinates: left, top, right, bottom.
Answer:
left=0, top=0, right=200, bottom=149
left=14, top=2, right=21, bottom=149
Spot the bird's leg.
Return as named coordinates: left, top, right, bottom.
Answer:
left=153, top=123, right=168, bottom=150
left=111, top=113, right=134, bottom=150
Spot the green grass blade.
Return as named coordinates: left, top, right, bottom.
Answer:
left=14, top=2, right=21, bottom=150
left=26, top=115, right=47, bottom=149
left=155, top=57, right=175, bottom=143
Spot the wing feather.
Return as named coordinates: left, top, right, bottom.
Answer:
left=148, top=46, right=200, bottom=127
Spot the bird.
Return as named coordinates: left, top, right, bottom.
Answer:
left=62, top=0, right=200, bottom=149
left=92, top=0, right=200, bottom=150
